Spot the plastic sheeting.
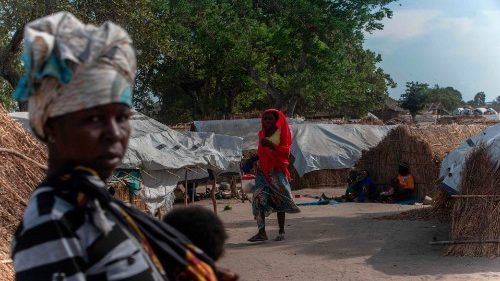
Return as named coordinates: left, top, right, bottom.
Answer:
left=8, top=112, right=31, bottom=132
left=291, top=124, right=395, bottom=176
left=7, top=111, right=244, bottom=212
left=122, top=112, right=243, bottom=212
left=193, top=118, right=304, bottom=151
left=195, top=118, right=395, bottom=177
left=122, top=112, right=242, bottom=172
left=439, top=124, right=500, bottom=194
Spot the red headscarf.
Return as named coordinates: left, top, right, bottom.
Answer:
left=257, top=109, right=292, bottom=181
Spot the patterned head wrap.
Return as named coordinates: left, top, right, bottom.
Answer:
left=13, top=12, right=136, bottom=141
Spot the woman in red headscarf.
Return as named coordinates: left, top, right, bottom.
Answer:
left=247, top=109, right=300, bottom=242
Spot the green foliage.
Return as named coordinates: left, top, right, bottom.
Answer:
left=490, top=96, right=500, bottom=111
left=401, top=82, right=468, bottom=117
left=426, top=85, right=463, bottom=112
left=1, top=0, right=396, bottom=122
left=400, top=82, right=429, bottom=118
left=473, top=92, right=486, bottom=107
left=0, top=79, right=15, bottom=110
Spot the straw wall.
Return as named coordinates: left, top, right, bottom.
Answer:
left=289, top=166, right=350, bottom=190
left=356, top=124, right=488, bottom=199
left=447, top=144, right=500, bottom=257
left=0, top=105, right=48, bottom=281
left=112, top=180, right=150, bottom=214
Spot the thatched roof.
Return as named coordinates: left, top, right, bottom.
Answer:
left=356, top=124, right=489, bottom=199
left=0, top=106, right=47, bottom=281
left=383, top=97, right=407, bottom=113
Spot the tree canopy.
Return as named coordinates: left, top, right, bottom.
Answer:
left=0, top=0, right=396, bottom=122
left=399, top=82, right=475, bottom=117
left=400, top=81, right=429, bottom=118
left=472, top=92, right=486, bottom=107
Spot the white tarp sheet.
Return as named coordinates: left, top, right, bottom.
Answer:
left=7, top=111, right=243, bottom=212
left=122, top=112, right=243, bottom=212
left=195, top=118, right=395, bottom=177
left=439, top=123, right=500, bottom=194
left=291, top=124, right=395, bottom=176
left=193, top=118, right=304, bottom=151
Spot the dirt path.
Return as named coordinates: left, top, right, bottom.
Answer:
left=197, top=188, right=500, bottom=281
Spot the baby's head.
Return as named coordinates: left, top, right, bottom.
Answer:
left=163, top=206, right=228, bottom=261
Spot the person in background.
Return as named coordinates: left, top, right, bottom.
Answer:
left=248, top=109, right=300, bottom=242
left=343, top=169, right=360, bottom=202
left=11, top=12, right=224, bottom=281
left=394, top=162, right=415, bottom=201
left=357, top=170, right=378, bottom=202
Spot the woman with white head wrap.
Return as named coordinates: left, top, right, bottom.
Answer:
left=11, top=12, right=227, bottom=281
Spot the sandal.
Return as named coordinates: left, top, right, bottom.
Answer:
left=248, top=233, right=268, bottom=242
left=274, top=234, right=285, bottom=241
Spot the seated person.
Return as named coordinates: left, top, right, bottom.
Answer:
left=358, top=170, right=378, bottom=202
left=343, top=169, right=360, bottom=202
left=393, top=162, right=415, bottom=201
left=378, top=183, right=395, bottom=203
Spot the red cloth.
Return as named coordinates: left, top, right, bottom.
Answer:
left=257, top=109, right=292, bottom=181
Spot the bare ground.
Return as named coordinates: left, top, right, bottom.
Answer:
left=195, top=188, right=500, bottom=281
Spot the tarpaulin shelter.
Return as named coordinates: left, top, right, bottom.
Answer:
left=8, top=111, right=243, bottom=212
left=440, top=123, right=500, bottom=194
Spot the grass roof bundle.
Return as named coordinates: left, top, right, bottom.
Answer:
left=447, top=144, right=500, bottom=257
left=356, top=124, right=488, bottom=199
left=0, top=105, right=47, bottom=281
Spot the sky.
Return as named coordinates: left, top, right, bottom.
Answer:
left=364, top=0, right=500, bottom=102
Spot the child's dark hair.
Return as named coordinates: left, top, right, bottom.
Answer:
left=163, top=206, right=228, bottom=261
left=398, top=162, right=410, bottom=176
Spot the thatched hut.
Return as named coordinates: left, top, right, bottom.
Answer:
left=372, top=97, right=409, bottom=122
left=447, top=146, right=499, bottom=257
left=356, top=124, right=488, bottom=199
left=289, top=167, right=350, bottom=190
left=0, top=105, right=47, bottom=281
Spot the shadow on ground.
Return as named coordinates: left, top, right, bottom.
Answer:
left=222, top=204, right=500, bottom=278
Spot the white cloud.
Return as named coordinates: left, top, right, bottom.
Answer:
left=366, top=8, right=500, bottom=101
left=436, top=17, right=474, bottom=35
left=369, top=9, right=440, bottom=40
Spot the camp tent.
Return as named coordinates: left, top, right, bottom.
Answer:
left=193, top=118, right=304, bottom=151
left=121, top=112, right=243, bottom=211
left=8, top=111, right=243, bottom=212
left=290, top=124, right=394, bottom=176
left=439, top=123, right=500, bottom=194
left=194, top=119, right=394, bottom=177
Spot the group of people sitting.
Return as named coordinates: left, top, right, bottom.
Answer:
left=340, top=162, right=415, bottom=203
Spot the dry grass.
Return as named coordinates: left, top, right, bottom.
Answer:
left=447, top=144, right=500, bottom=257
left=376, top=190, right=453, bottom=222
left=289, top=168, right=350, bottom=190
left=356, top=124, right=488, bottom=199
left=112, top=180, right=150, bottom=214
left=0, top=105, right=48, bottom=281
left=359, top=116, right=384, bottom=125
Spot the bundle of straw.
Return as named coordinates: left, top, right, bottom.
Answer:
left=111, top=180, right=149, bottom=213
left=289, top=167, right=350, bottom=190
left=356, top=124, right=488, bottom=199
left=447, top=144, right=500, bottom=257
left=0, top=105, right=48, bottom=281
left=359, top=116, right=384, bottom=125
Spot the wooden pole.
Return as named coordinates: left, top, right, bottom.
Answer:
left=184, top=169, right=188, bottom=206
left=211, top=175, right=217, bottom=214
left=429, top=240, right=500, bottom=245
left=192, top=181, right=196, bottom=203
left=451, top=195, right=500, bottom=198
